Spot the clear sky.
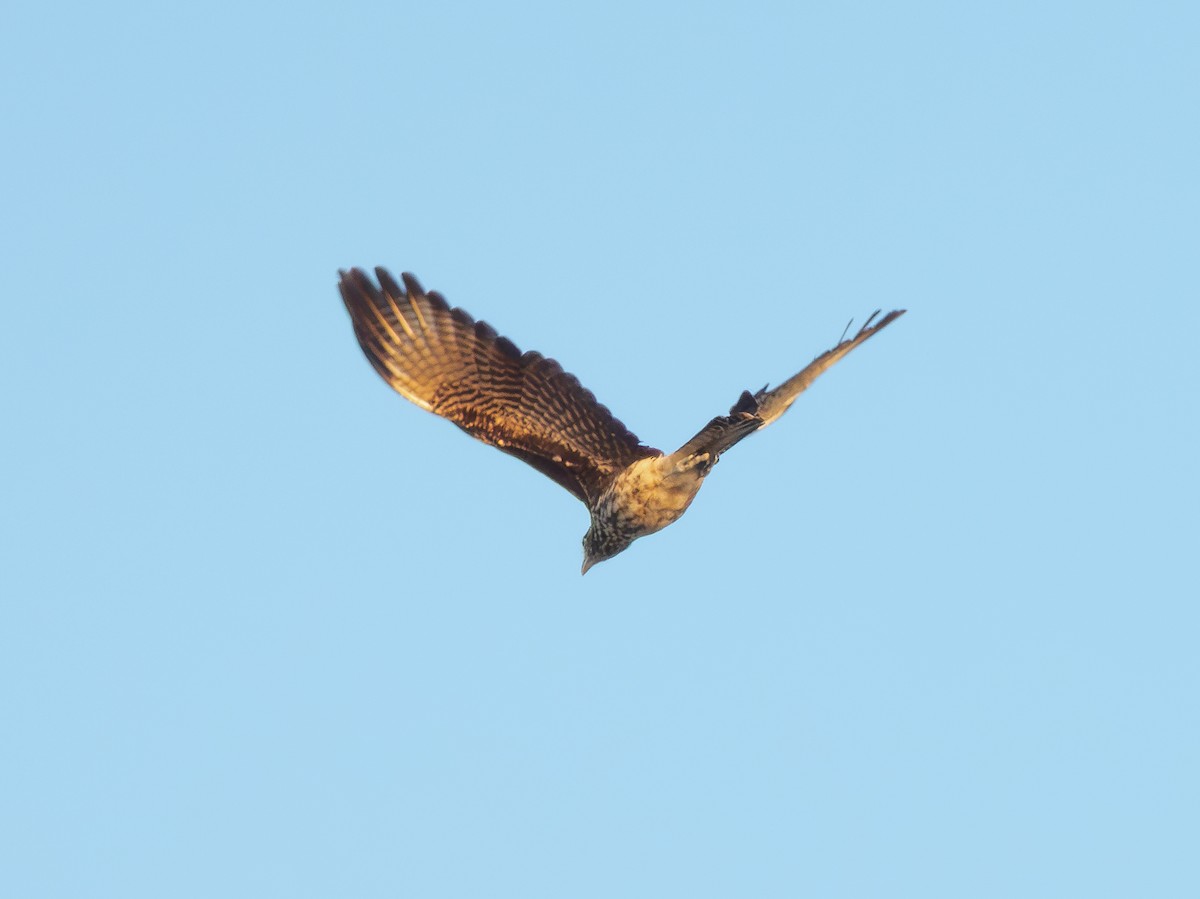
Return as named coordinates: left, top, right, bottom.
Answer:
left=3, top=2, right=1198, bottom=896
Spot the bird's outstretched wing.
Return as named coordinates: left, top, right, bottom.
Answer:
left=676, top=309, right=906, bottom=459
left=671, top=310, right=905, bottom=465
left=750, top=309, right=907, bottom=426
left=339, top=267, right=660, bottom=505
left=671, top=389, right=762, bottom=463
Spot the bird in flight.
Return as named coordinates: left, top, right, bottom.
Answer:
left=339, top=267, right=905, bottom=574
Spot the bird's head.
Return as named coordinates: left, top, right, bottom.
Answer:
left=581, top=522, right=635, bottom=575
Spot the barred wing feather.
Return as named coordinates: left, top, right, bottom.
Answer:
left=339, top=267, right=659, bottom=505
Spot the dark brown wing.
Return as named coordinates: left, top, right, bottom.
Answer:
left=751, top=309, right=906, bottom=426
left=671, top=389, right=762, bottom=462
left=339, top=267, right=660, bottom=505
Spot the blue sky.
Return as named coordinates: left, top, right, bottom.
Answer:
left=3, top=2, right=1197, bottom=896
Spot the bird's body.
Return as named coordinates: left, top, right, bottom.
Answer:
left=585, top=454, right=707, bottom=570
left=339, top=267, right=904, bottom=573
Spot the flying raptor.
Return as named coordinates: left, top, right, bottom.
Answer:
left=339, top=267, right=905, bottom=573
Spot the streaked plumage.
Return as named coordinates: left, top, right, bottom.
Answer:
left=339, top=267, right=905, bottom=573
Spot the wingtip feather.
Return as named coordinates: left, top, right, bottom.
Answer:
left=400, top=271, right=425, bottom=298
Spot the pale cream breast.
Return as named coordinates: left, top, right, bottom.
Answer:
left=599, top=455, right=707, bottom=538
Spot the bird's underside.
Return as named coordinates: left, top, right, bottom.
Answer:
left=339, top=267, right=905, bottom=573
